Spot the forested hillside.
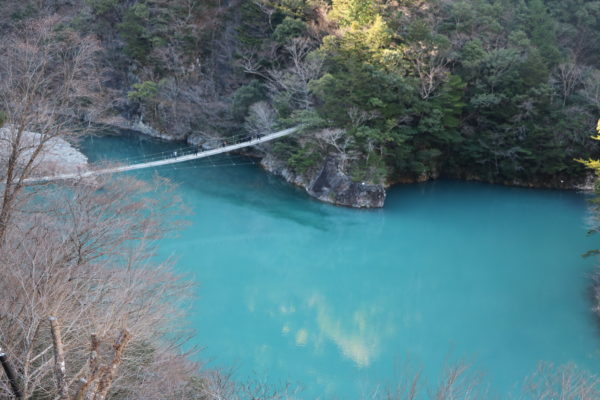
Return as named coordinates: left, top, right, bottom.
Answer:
left=229, top=0, right=600, bottom=193
left=3, top=0, right=600, bottom=204
left=4, top=2, right=600, bottom=399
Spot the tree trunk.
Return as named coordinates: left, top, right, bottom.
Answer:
left=49, top=317, right=69, bottom=399
left=0, top=350, right=22, bottom=399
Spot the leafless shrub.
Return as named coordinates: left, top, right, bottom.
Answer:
left=315, top=128, right=358, bottom=171
left=404, top=42, right=451, bottom=100
left=268, top=38, right=324, bottom=109
left=0, top=175, right=197, bottom=399
left=432, top=363, right=487, bottom=400
left=580, top=68, right=600, bottom=111
left=363, top=362, right=488, bottom=400
left=245, top=101, right=276, bottom=136
left=523, top=362, right=600, bottom=400
left=556, top=61, right=584, bottom=106
left=241, top=38, right=323, bottom=110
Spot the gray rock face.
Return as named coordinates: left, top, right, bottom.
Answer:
left=100, top=115, right=187, bottom=141
left=307, top=156, right=386, bottom=208
left=261, top=154, right=386, bottom=208
left=260, top=153, right=307, bottom=187
left=0, top=127, right=88, bottom=177
left=186, top=133, right=222, bottom=150
left=186, top=133, right=205, bottom=147
left=129, top=118, right=187, bottom=141
left=101, top=115, right=388, bottom=207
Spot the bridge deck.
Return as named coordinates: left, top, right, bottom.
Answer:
left=26, top=126, right=300, bottom=183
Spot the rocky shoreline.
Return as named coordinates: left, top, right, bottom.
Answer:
left=0, top=127, right=88, bottom=178
left=101, top=122, right=594, bottom=208
left=260, top=153, right=386, bottom=208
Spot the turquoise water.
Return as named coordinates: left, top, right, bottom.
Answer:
left=82, top=133, right=600, bottom=398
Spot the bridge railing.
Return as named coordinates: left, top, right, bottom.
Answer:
left=23, top=126, right=301, bottom=183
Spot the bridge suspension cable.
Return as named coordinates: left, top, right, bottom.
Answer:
left=25, top=126, right=300, bottom=183
left=116, top=131, right=257, bottom=165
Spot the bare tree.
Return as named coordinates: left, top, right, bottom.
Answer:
left=379, top=368, right=422, bottom=400
left=523, top=362, right=600, bottom=400
left=363, top=362, right=487, bottom=400
left=432, top=364, right=487, bottom=400
left=580, top=68, right=600, bottom=111
left=0, top=16, right=103, bottom=244
left=268, top=38, right=324, bottom=109
left=245, top=101, right=276, bottom=136
left=252, top=0, right=276, bottom=31
left=241, top=38, right=323, bottom=110
left=556, top=60, right=584, bottom=106
left=0, top=175, right=197, bottom=399
left=405, top=41, right=451, bottom=100
left=47, top=318, right=133, bottom=400
left=314, top=128, right=358, bottom=172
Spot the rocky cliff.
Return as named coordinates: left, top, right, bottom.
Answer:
left=261, top=153, right=385, bottom=208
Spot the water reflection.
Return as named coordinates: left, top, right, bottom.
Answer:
left=275, top=293, right=392, bottom=368
left=309, top=294, right=389, bottom=368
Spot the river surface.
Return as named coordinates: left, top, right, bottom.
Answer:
left=81, top=132, right=600, bottom=399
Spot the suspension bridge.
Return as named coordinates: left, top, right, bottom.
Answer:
left=25, top=126, right=300, bottom=183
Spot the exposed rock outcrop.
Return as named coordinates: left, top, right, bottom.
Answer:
left=187, top=132, right=223, bottom=150
left=99, top=115, right=187, bottom=141
left=261, top=154, right=386, bottom=208
left=0, top=127, right=88, bottom=177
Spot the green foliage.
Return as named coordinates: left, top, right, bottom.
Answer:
left=270, top=0, right=308, bottom=17
left=310, top=61, right=413, bottom=126
left=231, top=81, right=267, bottom=121
left=288, top=144, right=323, bottom=174
left=272, top=17, right=307, bottom=43
left=65, top=0, right=600, bottom=186
left=10, top=4, right=37, bottom=21
left=330, top=0, right=377, bottom=27
left=527, top=0, right=561, bottom=66
left=288, top=109, right=328, bottom=130
left=349, top=153, right=388, bottom=184
left=272, top=139, right=323, bottom=174
left=128, top=81, right=159, bottom=102
left=85, top=0, right=118, bottom=16
left=118, top=3, right=153, bottom=62
left=236, top=1, right=269, bottom=47
left=298, top=0, right=600, bottom=183
left=320, top=15, right=391, bottom=62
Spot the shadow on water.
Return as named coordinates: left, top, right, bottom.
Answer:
left=133, top=159, right=336, bottom=231
left=81, top=131, right=382, bottom=230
